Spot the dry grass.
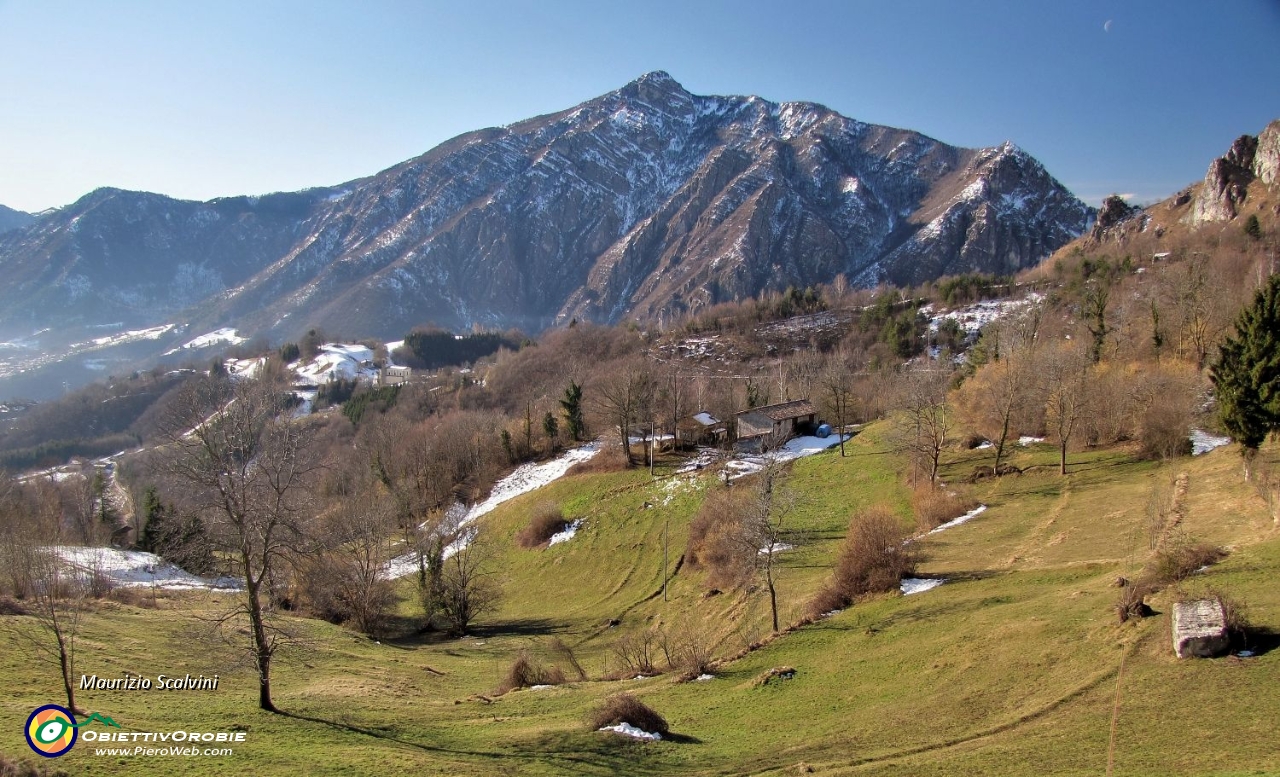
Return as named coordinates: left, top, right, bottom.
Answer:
left=911, top=482, right=978, bottom=531
left=566, top=443, right=630, bottom=475
left=516, top=501, right=569, bottom=548
left=589, top=693, right=669, bottom=736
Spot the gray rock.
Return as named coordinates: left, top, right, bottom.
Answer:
left=1172, top=598, right=1230, bottom=658
left=1189, top=135, right=1257, bottom=224
left=1253, top=119, right=1280, bottom=188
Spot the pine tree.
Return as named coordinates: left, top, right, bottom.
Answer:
left=559, top=381, right=585, bottom=441
left=1210, top=274, right=1280, bottom=475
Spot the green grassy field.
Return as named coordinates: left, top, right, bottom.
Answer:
left=3, top=426, right=1278, bottom=775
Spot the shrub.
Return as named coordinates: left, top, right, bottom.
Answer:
left=808, top=505, right=914, bottom=615
left=1149, top=534, right=1224, bottom=584
left=1114, top=579, right=1154, bottom=623
left=516, top=502, right=569, bottom=549
left=685, top=488, right=755, bottom=590
left=612, top=628, right=660, bottom=675
left=1137, top=402, right=1193, bottom=460
left=589, top=693, right=669, bottom=736
left=910, top=483, right=977, bottom=532
left=549, top=637, right=587, bottom=681
left=497, top=650, right=566, bottom=694
left=658, top=620, right=714, bottom=675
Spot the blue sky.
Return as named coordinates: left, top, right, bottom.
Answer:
left=1, top=0, right=1277, bottom=212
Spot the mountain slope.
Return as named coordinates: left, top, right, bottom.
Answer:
left=0, top=72, right=1091, bottom=344
left=0, top=204, right=34, bottom=235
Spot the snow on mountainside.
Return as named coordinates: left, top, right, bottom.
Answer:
left=0, top=72, right=1092, bottom=361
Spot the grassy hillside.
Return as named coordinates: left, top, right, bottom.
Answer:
left=2, top=427, right=1278, bottom=776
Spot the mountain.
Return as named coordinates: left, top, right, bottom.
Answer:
left=0, top=72, right=1091, bottom=345
left=0, top=204, right=34, bottom=235
left=1054, top=118, right=1280, bottom=250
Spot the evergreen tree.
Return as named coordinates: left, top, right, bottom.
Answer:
left=559, top=381, right=585, bottom=441
left=1210, top=274, right=1280, bottom=475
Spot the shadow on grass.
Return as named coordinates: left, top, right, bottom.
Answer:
left=276, top=710, right=686, bottom=775
left=1241, top=626, right=1280, bottom=656
left=470, top=618, right=568, bottom=639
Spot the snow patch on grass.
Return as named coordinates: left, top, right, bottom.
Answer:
left=928, top=504, right=988, bottom=535
left=547, top=519, right=583, bottom=547
left=599, top=723, right=662, bottom=741
left=52, top=547, right=240, bottom=590
left=901, top=577, right=946, bottom=595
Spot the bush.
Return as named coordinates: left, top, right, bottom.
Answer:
left=1137, top=402, right=1193, bottom=460
left=612, top=628, right=660, bottom=675
left=1114, top=579, right=1154, bottom=623
left=910, top=483, right=977, bottom=532
left=589, top=693, right=669, bottom=736
left=808, top=505, right=914, bottom=616
left=516, top=502, right=569, bottom=549
left=497, top=650, right=566, bottom=694
left=685, top=488, right=755, bottom=590
left=1149, top=534, right=1224, bottom=584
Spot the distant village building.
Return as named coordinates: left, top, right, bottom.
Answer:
left=676, top=412, right=728, bottom=447
left=735, top=399, right=817, bottom=450
left=377, top=365, right=412, bottom=386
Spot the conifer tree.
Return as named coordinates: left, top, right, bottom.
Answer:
left=1211, top=274, right=1280, bottom=476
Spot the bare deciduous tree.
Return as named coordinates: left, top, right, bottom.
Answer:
left=437, top=538, right=501, bottom=636
left=892, top=368, right=953, bottom=483
left=821, top=351, right=858, bottom=457
left=163, top=376, right=322, bottom=712
left=1042, top=341, right=1092, bottom=475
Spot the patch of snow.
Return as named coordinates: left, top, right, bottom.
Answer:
left=1238, top=650, right=1255, bottom=658
left=928, top=504, right=988, bottom=535
left=693, top=412, right=718, bottom=426
left=975, top=440, right=994, bottom=449
left=1017, top=436, right=1045, bottom=446
left=51, top=547, right=241, bottom=590
left=385, top=441, right=602, bottom=578
left=758, top=543, right=794, bottom=556
left=528, top=684, right=554, bottom=691
left=547, top=519, right=583, bottom=547
left=165, top=327, right=246, bottom=354
left=292, top=343, right=377, bottom=386
left=694, top=673, right=715, bottom=682
left=1190, top=429, right=1231, bottom=456
left=901, top=577, right=946, bottom=595
left=598, top=723, right=662, bottom=741
left=775, top=433, right=849, bottom=461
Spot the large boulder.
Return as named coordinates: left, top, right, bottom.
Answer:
left=1172, top=598, right=1230, bottom=658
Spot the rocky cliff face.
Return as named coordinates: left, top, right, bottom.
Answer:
left=0, top=72, right=1092, bottom=343
left=1188, top=120, right=1280, bottom=225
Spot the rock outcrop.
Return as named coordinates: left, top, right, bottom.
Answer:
left=1090, top=194, right=1142, bottom=241
left=1187, top=120, right=1280, bottom=225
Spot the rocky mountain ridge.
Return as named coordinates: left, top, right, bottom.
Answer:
left=0, top=72, right=1091, bottom=349
left=0, top=204, right=33, bottom=235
